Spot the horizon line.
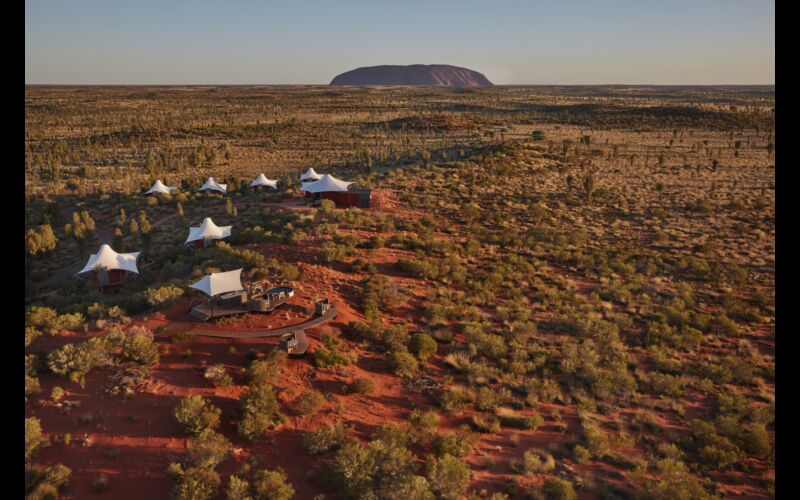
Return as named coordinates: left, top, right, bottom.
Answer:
left=25, top=82, right=776, bottom=87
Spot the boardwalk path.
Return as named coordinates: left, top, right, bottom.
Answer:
left=189, top=307, right=337, bottom=338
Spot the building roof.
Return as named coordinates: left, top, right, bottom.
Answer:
left=299, top=167, right=322, bottom=181
left=300, top=174, right=354, bottom=193
left=77, top=244, right=141, bottom=275
left=189, top=268, right=244, bottom=297
left=144, top=179, right=178, bottom=195
left=185, top=217, right=232, bottom=244
left=197, top=177, right=227, bottom=193
left=250, top=173, right=278, bottom=189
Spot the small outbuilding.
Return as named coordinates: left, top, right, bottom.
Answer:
left=77, top=244, right=140, bottom=289
left=250, top=173, right=278, bottom=191
left=300, top=174, right=371, bottom=208
left=185, top=217, right=232, bottom=249
left=299, top=167, right=322, bottom=182
left=196, top=177, right=227, bottom=195
left=144, top=179, right=178, bottom=196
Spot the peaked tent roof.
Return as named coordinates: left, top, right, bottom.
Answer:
left=189, top=268, right=244, bottom=297
left=299, top=167, right=322, bottom=181
left=300, top=174, right=354, bottom=193
left=144, top=179, right=178, bottom=195
left=185, top=217, right=232, bottom=244
left=250, top=173, right=278, bottom=189
left=197, top=177, right=227, bottom=193
left=77, top=244, right=141, bottom=275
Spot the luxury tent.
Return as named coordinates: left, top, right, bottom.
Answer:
left=300, top=174, right=371, bottom=208
left=250, top=173, right=278, bottom=191
left=144, top=179, right=178, bottom=196
left=77, top=244, right=140, bottom=289
left=189, top=269, right=246, bottom=319
left=185, top=217, right=232, bottom=248
left=299, top=167, right=322, bottom=182
left=196, top=177, right=227, bottom=194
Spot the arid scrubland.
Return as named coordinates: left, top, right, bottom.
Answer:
left=25, top=85, right=774, bottom=499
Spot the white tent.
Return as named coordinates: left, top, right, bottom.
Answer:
left=144, top=179, right=178, bottom=195
left=197, top=177, right=227, bottom=194
left=250, top=173, right=278, bottom=189
left=189, top=269, right=244, bottom=297
left=185, top=217, right=232, bottom=246
left=299, top=167, right=322, bottom=182
left=77, top=244, right=140, bottom=275
left=300, top=174, right=354, bottom=193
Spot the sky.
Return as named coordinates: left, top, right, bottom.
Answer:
left=25, top=0, right=774, bottom=85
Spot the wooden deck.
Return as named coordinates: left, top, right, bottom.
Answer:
left=189, top=295, right=292, bottom=321
left=190, top=307, right=337, bottom=338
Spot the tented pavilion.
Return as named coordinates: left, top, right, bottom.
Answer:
left=185, top=217, right=232, bottom=249
left=189, top=268, right=246, bottom=320
left=250, top=173, right=278, bottom=192
left=300, top=174, right=372, bottom=208
left=299, top=167, right=322, bottom=182
left=77, top=244, right=140, bottom=289
left=144, top=179, right=178, bottom=196
left=196, top=177, right=227, bottom=194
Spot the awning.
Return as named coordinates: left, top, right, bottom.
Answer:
left=250, top=173, right=278, bottom=189
left=77, top=244, right=141, bottom=275
left=185, top=217, right=232, bottom=244
left=299, top=167, right=322, bottom=181
left=144, top=179, right=178, bottom=195
left=189, top=269, right=244, bottom=297
left=300, top=174, right=354, bottom=193
left=197, top=177, right=227, bottom=193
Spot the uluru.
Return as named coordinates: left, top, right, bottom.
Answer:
left=330, top=64, right=493, bottom=87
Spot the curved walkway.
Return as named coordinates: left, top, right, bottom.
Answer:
left=189, top=307, right=337, bottom=338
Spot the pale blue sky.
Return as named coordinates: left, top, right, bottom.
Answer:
left=25, top=1, right=774, bottom=85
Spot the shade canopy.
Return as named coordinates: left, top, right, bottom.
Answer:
left=185, top=217, right=232, bottom=245
left=77, top=244, right=140, bottom=275
left=144, top=179, right=178, bottom=195
left=250, top=173, right=278, bottom=189
left=197, top=177, right=227, bottom=194
left=299, top=167, right=321, bottom=181
left=300, top=174, right=354, bottom=193
left=189, top=268, right=244, bottom=297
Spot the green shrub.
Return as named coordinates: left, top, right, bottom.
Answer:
left=173, top=467, right=221, bottom=500
left=409, top=333, right=438, bottom=360
left=25, top=417, right=43, bottom=462
left=303, top=421, right=353, bottom=455
left=120, top=327, right=160, bottom=365
left=427, top=454, right=471, bottom=500
left=510, top=448, right=556, bottom=475
left=439, top=386, right=474, bottom=415
left=247, top=351, right=287, bottom=384
left=174, top=396, right=221, bottom=436
left=471, top=413, right=501, bottom=433
left=144, top=285, right=184, bottom=307
left=25, top=463, right=72, bottom=499
left=387, top=350, right=419, bottom=376
left=541, top=477, right=577, bottom=500
left=641, top=459, right=719, bottom=500
left=293, top=390, right=325, bottom=416
left=252, top=467, right=295, bottom=500
left=238, top=383, right=286, bottom=440
left=225, top=475, right=252, bottom=500
left=187, top=429, right=231, bottom=469
left=431, top=426, right=479, bottom=458
left=350, top=377, right=375, bottom=394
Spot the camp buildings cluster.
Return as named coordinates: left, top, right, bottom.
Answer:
left=77, top=168, right=371, bottom=293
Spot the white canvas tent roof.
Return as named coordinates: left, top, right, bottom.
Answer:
left=144, top=179, right=178, bottom=195
left=189, top=268, right=244, bottom=297
left=299, top=167, right=322, bottom=181
left=197, top=177, right=227, bottom=194
left=185, top=217, right=232, bottom=245
left=250, top=173, right=278, bottom=189
left=300, top=174, right=354, bottom=193
left=77, top=244, right=141, bottom=275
